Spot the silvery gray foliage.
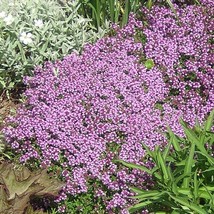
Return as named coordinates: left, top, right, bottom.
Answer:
left=0, top=0, right=109, bottom=93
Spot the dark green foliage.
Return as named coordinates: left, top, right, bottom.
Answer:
left=116, top=110, right=214, bottom=213
left=65, top=179, right=107, bottom=214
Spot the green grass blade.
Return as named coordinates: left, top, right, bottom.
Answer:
left=175, top=173, right=190, bottom=185
left=87, top=1, right=100, bottom=29
left=202, top=167, right=214, bottom=173
left=180, top=119, right=209, bottom=156
left=138, top=191, right=168, bottom=202
left=169, top=194, right=207, bottom=214
left=163, top=141, right=171, bottom=161
left=130, top=186, right=146, bottom=194
left=193, top=170, right=199, bottom=201
left=204, top=110, right=214, bottom=132
left=122, top=0, right=131, bottom=26
left=199, top=186, right=214, bottom=191
left=182, top=142, right=195, bottom=188
left=180, top=120, right=200, bottom=143
left=151, top=166, right=162, bottom=180
left=166, top=0, right=178, bottom=18
left=107, top=0, right=115, bottom=22
left=200, top=184, right=214, bottom=199
left=95, top=0, right=101, bottom=28
left=142, top=143, right=155, bottom=158
left=146, top=0, right=153, bottom=9
left=114, top=0, right=120, bottom=23
left=131, top=190, right=160, bottom=199
left=177, top=188, right=192, bottom=197
left=156, top=147, right=169, bottom=182
left=132, top=0, right=140, bottom=13
left=167, top=126, right=182, bottom=152
left=199, top=110, right=214, bottom=145
left=115, top=159, right=152, bottom=174
left=195, top=151, right=214, bottom=165
left=128, top=200, right=153, bottom=213
left=175, top=159, right=188, bottom=166
left=198, top=190, right=214, bottom=200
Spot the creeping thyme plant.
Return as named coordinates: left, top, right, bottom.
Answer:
left=3, top=0, right=214, bottom=213
left=0, top=0, right=109, bottom=95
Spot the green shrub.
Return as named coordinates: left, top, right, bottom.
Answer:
left=0, top=0, right=109, bottom=96
left=116, top=110, right=214, bottom=213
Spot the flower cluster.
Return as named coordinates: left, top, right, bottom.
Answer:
left=3, top=2, right=213, bottom=213
left=0, top=12, right=14, bottom=25
left=142, top=3, right=214, bottom=135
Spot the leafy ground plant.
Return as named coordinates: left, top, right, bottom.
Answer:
left=117, top=110, right=214, bottom=213
left=77, top=0, right=141, bottom=28
left=0, top=0, right=109, bottom=96
left=76, top=0, right=201, bottom=29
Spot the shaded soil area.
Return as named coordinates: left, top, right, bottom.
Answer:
left=0, top=97, right=20, bottom=132
left=0, top=93, right=21, bottom=133
left=0, top=85, right=25, bottom=131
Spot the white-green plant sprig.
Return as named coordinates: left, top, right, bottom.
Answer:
left=0, top=0, right=109, bottom=96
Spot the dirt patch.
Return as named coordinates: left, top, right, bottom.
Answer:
left=0, top=98, right=19, bottom=132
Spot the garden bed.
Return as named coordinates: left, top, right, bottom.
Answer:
left=0, top=0, right=213, bottom=214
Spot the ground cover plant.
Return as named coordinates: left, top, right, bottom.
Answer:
left=117, top=110, right=214, bottom=213
left=0, top=0, right=109, bottom=96
left=2, top=0, right=214, bottom=213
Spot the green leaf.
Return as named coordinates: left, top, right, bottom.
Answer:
left=182, top=142, right=195, bottom=188
left=195, top=151, right=214, bottom=165
left=130, top=187, right=146, bottom=194
left=180, top=119, right=213, bottom=167
left=131, top=190, right=160, bottom=199
left=203, top=167, right=214, bottom=173
left=167, top=126, right=182, bottom=152
left=177, top=188, right=192, bottom=196
left=171, top=210, right=181, bottom=214
left=166, top=0, right=178, bottom=18
left=198, top=190, right=214, bottom=200
left=156, top=147, right=169, bottom=182
left=151, top=166, right=162, bottom=180
left=175, top=159, right=186, bottom=166
left=204, top=110, right=214, bottom=132
left=144, top=59, right=155, bottom=69
left=166, top=156, right=176, bottom=162
left=107, top=0, right=115, bottom=22
left=142, top=143, right=155, bottom=158
left=128, top=200, right=153, bottom=213
left=122, top=0, right=131, bottom=27
left=114, top=159, right=152, bottom=174
left=199, top=186, right=214, bottom=191
left=163, top=140, right=172, bottom=161
left=193, top=170, right=199, bottom=200
left=0, top=79, right=6, bottom=88
left=174, top=173, right=190, bottom=186
left=169, top=194, right=207, bottom=214
left=199, top=110, right=214, bottom=146
left=146, top=0, right=153, bottom=10
left=180, top=119, right=200, bottom=143
left=16, top=41, right=27, bottom=62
